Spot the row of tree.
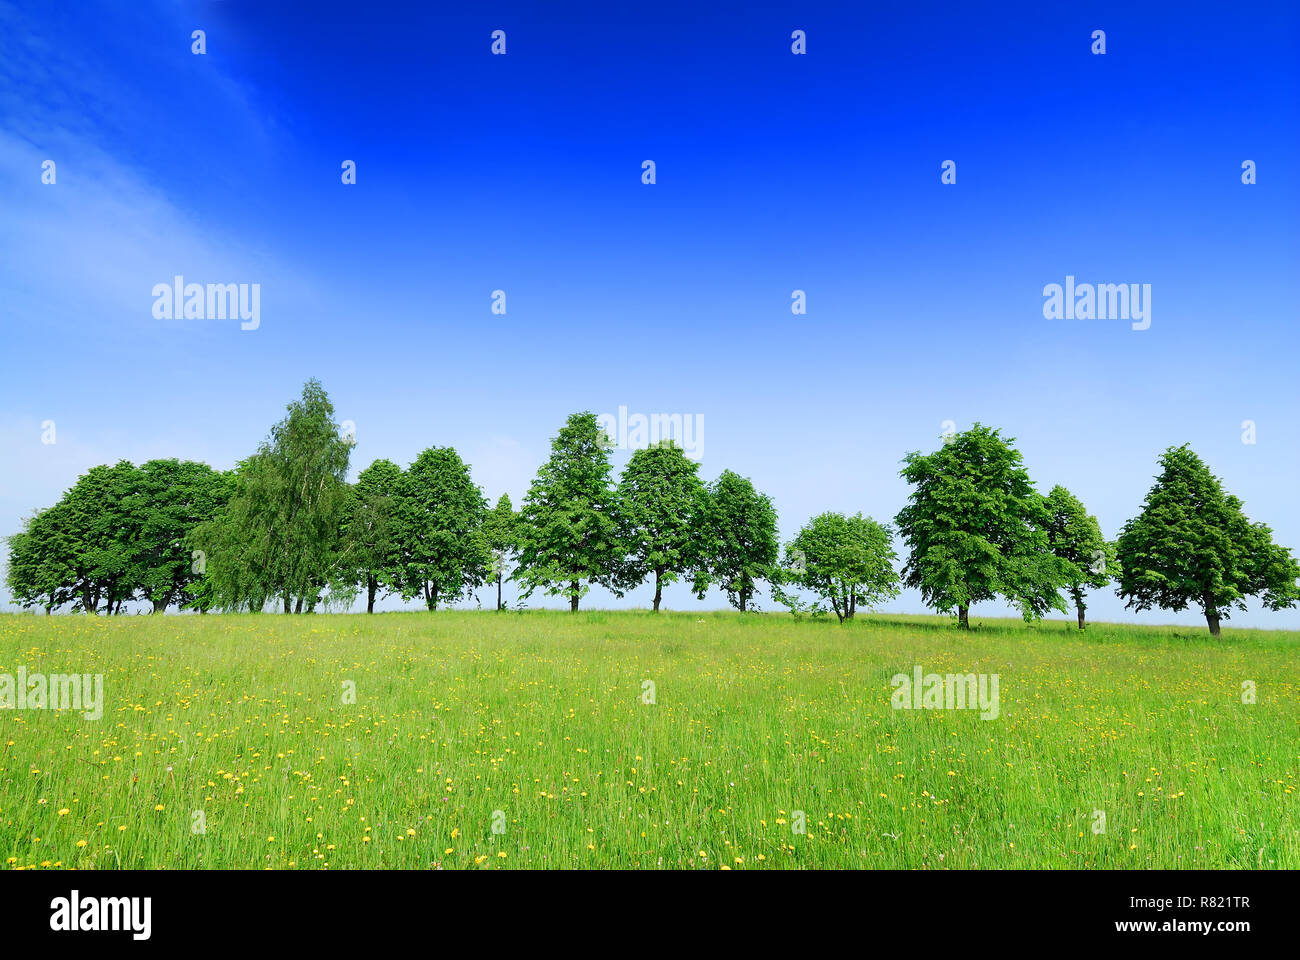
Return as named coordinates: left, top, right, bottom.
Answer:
left=6, top=381, right=1298, bottom=635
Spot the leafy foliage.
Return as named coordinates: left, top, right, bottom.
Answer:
left=1042, top=484, right=1115, bottom=629
left=691, top=470, right=778, bottom=612
left=340, top=459, right=403, bottom=613
left=395, top=447, right=489, bottom=610
left=1116, top=445, right=1300, bottom=636
left=514, top=412, right=623, bottom=611
left=895, top=424, right=1065, bottom=626
left=615, top=441, right=706, bottom=612
left=484, top=493, right=518, bottom=611
left=775, top=512, right=900, bottom=622
left=193, top=379, right=352, bottom=612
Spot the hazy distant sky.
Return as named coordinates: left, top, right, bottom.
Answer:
left=2, top=1, right=1297, bottom=626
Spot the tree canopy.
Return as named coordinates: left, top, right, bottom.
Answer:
left=776, top=512, right=900, bottom=622
left=1116, top=444, right=1300, bottom=636
left=615, top=441, right=706, bottom=612
left=193, top=379, right=352, bottom=612
left=514, top=412, right=623, bottom=611
left=395, top=446, right=489, bottom=610
left=1043, top=484, right=1115, bottom=630
left=691, top=470, right=778, bottom=613
left=895, top=424, right=1065, bottom=627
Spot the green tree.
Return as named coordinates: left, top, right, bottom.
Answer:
left=395, top=447, right=488, bottom=610
left=194, top=380, right=352, bottom=612
left=1116, top=445, right=1300, bottom=637
left=192, top=453, right=282, bottom=612
left=514, top=412, right=623, bottom=611
left=5, top=506, right=75, bottom=613
left=776, top=512, right=900, bottom=623
left=691, top=470, right=778, bottom=612
left=60, top=461, right=142, bottom=614
left=615, top=441, right=706, bottom=612
left=483, top=493, right=518, bottom=611
left=341, top=459, right=403, bottom=613
left=132, top=459, right=232, bottom=613
left=1043, top=485, right=1116, bottom=630
left=895, top=424, right=1065, bottom=628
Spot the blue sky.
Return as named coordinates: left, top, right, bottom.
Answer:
left=2, top=0, right=1298, bottom=626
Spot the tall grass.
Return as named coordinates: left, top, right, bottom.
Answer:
left=1, top=610, right=1295, bottom=869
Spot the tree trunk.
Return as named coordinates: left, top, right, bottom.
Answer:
left=294, top=595, right=304, bottom=615
left=153, top=599, right=167, bottom=614
left=1203, top=592, right=1221, bottom=637
left=1076, top=604, right=1085, bottom=630
left=957, top=604, right=969, bottom=629
left=497, top=573, right=503, bottom=611
left=367, top=576, right=376, bottom=614
left=570, top=581, right=579, bottom=612
left=653, top=568, right=663, bottom=613
left=848, top=589, right=856, bottom=621
left=283, top=593, right=291, bottom=614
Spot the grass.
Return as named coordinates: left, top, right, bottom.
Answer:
left=1, top=609, right=1296, bottom=869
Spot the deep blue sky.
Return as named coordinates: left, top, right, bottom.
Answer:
left=2, top=1, right=1298, bottom=625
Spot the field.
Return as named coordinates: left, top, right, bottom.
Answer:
left=1, top=610, right=1297, bottom=870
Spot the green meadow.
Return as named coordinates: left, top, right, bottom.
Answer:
left=1, top=610, right=1296, bottom=869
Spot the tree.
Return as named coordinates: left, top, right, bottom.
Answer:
left=5, top=460, right=224, bottom=615
left=340, top=459, right=403, bottom=613
left=615, top=441, right=706, bottom=612
left=1116, top=445, right=1300, bottom=636
left=132, top=459, right=232, bottom=613
left=395, top=447, right=488, bottom=610
left=191, top=453, right=282, bottom=612
left=483, top=493, right=518, bottom=611
left=57, top=461, right=142, bottom=614
left=776, top=512, right=900, bottom=623
left=514, top=412, right=623, bottom=611
left=895, top=424, right=1065, bottom=628
left=193, top=380, right=352, bottom=612
left=691, top=470, right=778, bottom=613
left=1043, top=485, right=1116, bottom=630
left=5, top=507, right=74, bottom=613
